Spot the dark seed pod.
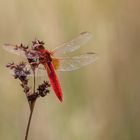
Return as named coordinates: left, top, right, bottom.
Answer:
left=37, top=81, right=50, bottom=97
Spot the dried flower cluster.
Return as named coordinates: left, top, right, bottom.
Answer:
left=6, top=40, right=51, bottom=104
left=5, top=40, right=52, bottom=140
left=6, top=62, right=50, bottom=102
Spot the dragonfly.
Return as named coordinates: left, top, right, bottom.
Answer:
left=3, top=32, right=98, bottom=102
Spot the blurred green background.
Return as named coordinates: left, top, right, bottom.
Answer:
left=0, top=0, right=140, bottom=140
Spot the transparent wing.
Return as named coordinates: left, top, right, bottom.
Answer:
left=34, top=65, right=47, bottom=77
left=25, top=65, right=47, bottom=77
left=8, top=64, right=47, bottom=77
left=30, top=52, right=98, bottom=73
left=52, top=32, right=92, bottom=55
left=58, top=52, right=98, bottom=71
left=3, top=44, right=40, bottom=60
left=24, top=64, right=48, bottom=77
left=3, top=44, right=25, bottom=57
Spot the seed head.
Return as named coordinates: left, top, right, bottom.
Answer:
left=37, top=81, right=50, bottom=97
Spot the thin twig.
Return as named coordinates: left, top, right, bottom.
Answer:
left=33, top=70, right=36, bottom=94
left=25, top=70, right=36, bottom=140
left=25, top=106, right=34, bottom=140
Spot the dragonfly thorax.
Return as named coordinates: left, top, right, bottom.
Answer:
left=39, top=51, right=52, bottom=64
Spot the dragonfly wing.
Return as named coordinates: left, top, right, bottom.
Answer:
left=3, top=44, right=25, bottom=57
left=7, top=64, right=47, bottom=77
left=52, top=32, right=92, bottom=55
left=58, top=52, right=98, bottom=71
left=34, top=65, right=47, bottom=77
left=25, top=64, right=47, bottom=77
left=3, top=44, right=40, bottom=61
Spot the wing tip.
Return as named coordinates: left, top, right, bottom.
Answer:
left=80, top=31, right=92, bottom=38
left=86, top=52, right=99, bottom=62
left=2, top=43, right=16, bottom=51
left=2, top=43, right=8, bottom=49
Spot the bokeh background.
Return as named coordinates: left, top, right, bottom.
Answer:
left=0, top=0, right=140, bottom=140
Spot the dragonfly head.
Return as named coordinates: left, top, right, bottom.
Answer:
left=32, top=40, right=45, bottom=51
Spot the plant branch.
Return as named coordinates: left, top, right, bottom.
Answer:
left=25, top=70, right=36, bottom=140
left=25, top=105, right=34, bottom=140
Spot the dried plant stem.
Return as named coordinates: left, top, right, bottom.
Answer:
left=25, top=70, right=36, bottom=140
left=25, top=104, right=34, bottom=140
left=33, top=70, right=36, bottom=94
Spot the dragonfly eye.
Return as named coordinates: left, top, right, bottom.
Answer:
left=33, top=44, right=44, bottom=51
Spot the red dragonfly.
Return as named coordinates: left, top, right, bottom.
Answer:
left=3, top=32, right=98, bottom=102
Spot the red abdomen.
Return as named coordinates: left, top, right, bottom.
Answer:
left=44, top=62, right=63, bottom=102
